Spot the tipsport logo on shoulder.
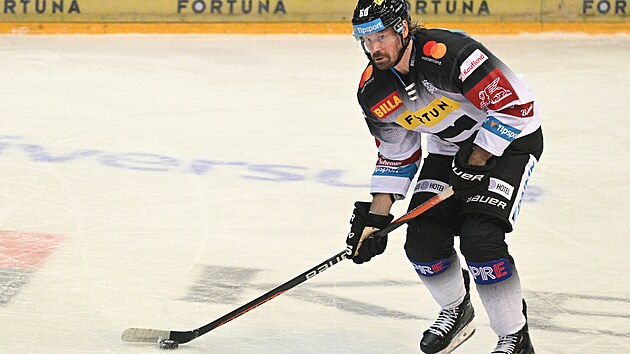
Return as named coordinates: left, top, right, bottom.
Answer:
left=482, top=116, right=521, bottom=142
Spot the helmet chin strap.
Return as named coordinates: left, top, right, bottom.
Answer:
left=390, top=32, right=412, bottom=68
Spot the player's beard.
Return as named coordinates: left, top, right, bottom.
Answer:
left=370, top=51, right=396, bottom=70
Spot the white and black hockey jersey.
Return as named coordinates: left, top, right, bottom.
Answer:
left=357, top=29, right=542, bottom=199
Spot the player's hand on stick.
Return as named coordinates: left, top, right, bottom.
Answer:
left=345, top=201, right=394, bottom=264
left=449, top=144, right=496, bottom=200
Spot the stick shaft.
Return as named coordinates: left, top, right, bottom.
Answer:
left=122, top=186, right=453, bottom=344
left=187, top=250, right=347, bottom=340
left=188, top=186, right=453, bottom=339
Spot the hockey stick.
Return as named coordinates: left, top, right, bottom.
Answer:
left=121, top=186, right=453, bottom=346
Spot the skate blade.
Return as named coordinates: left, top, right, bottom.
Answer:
left=436, top=322, right=476, bottom=354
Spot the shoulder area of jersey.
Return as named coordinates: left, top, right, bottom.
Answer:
left=414, top=28, right=473, bottom=68
left=417, top=27, right=474, bottom=41
left=358, top=63, right=393, bottom=94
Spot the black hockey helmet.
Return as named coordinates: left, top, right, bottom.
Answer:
left=351, top=0, right=411, bottom=38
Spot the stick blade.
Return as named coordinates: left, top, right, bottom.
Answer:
left=121, top=328, right=170, bottom=342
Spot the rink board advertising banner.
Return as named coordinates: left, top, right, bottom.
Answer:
left=0, top=0, right=627, bottom=22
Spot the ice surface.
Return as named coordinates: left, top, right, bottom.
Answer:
left=0, top=32, right=628, bottom=353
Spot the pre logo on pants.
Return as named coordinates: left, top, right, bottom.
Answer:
left=467, top=258, right=512, bottom=284
left=409, top=258, right=451, bottom=276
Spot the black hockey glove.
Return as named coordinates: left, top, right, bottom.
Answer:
left=449, top=146, right=496, bottom=201
left=345, top=201, right=394, bottom=264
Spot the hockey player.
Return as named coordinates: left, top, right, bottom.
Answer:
left=344, top=0, right=542, bottom=353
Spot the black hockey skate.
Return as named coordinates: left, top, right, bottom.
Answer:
left=491, top=300, right=535, bottom=354
left=420, top=269, right=475, bottom=354
left=491, top=324, right=534, bottom=354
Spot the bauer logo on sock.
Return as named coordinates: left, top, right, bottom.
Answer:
left=409, top=258, right=450, bottom=276
left=467, top=258, right=512, bottom=285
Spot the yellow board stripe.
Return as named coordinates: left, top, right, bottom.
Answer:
left=0, top=22, right=628, bottom=35
left=0, top=22, right=350, bottom=35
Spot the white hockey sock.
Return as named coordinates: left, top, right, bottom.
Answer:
left=475, top=268, right=526, bottom=336
left=418, top=255, right=466, bottom=309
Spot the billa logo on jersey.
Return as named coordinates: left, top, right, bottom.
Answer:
left=459, top=49, right=488, bottom=81
left=370, top=91, right=403, bottom=119
left=397, top=97, right=460, bottom=129
left=465, top=68, right=519, bottom=110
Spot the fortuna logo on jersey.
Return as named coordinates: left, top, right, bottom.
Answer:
left=465, top=68, right=519, bottom=110
left=459, top=49, right=488, bottom=81
left=370, top=92, right=403, bottom=119
left=396, top=97, right=460, bottom=129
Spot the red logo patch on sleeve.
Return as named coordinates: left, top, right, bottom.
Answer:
left=376, top=149, right=421, bottom=167
left=465, top=68, right=519, bottom=111
left=498, top=101, right=534, bottom=118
